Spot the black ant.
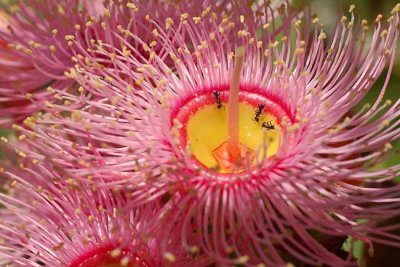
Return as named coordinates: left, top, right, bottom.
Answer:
left=254, top=104, right=265, bottom=122
left=262, top=121, right=275, bottom=130
left=213, top=90, right=222, bottom=109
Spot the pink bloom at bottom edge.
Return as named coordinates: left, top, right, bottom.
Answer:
left=0, top=170, right=210, bottom=267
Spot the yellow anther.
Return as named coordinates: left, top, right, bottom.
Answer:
left=57, top=5, right=65, bottom=15
left=383, top=120, right=390, bottom=127
left=189, top=246, right=199, bottom=254
left=117, top=25, right=124, bottom=34
left=238, top=30, right=249, bottom=37
left=64, top=35, right=75, bottom=41
left=201, top=7, right=211, bottom=17
left=295, top=48, right=304, bottom=55
left=193, top=16, right=201, bottom=24
left=126, top=3, right=139, bottom=12
left=165, top=17, right=174, bottom=29
left=25, top=93, right=33, bottom=100
left=163, top=252, right=176, bottom=262
left=135, top=77, right=144, bottom=86
left=44, top=101, right=54, bottom=108
left=149, top=41, right=157, bottom=48
left=391, top=4, right=400, bottom=14
left=10, top=180, right=18, bottom=188
left=71, top=111, right=82, bottom=122
left=237, top=256, right=249, bottom=264
left=110, top=249, right=121, bottom=257
left=122, top=46, right=131, bottom=57
left=120, top=257, right=129, bottom=266
left=209, top=32, right=216, bottom=40
left=103, top=8, right=110, bottom=18
left=180, top=13, right=189, bottom=22
left=349, top=4, right=355, bottom=13
left=151, top=29, right=159, bottom=39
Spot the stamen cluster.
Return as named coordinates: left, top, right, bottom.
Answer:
left=1, top=1, right=400, bottom=266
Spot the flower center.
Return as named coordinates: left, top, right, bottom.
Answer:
left=70, top=245, right=150, bottom=267
left=173, top=86, right=287, bottom=173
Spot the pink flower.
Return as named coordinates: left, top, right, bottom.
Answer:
left=0, top=168, right=207, bottom=266
left=0, top=0, right=104, bottom=126
left=3, top=1, right=400, bottom=266
left=4, top=0, right=282, bottom=183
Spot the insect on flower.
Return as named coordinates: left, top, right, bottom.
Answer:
left=213, top=90, right=223, bottom=109
left=261, top=120, right=275, bottom=130
left=254, top=104, right=265, bottom=122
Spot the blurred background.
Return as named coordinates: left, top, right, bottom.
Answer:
left=0, top=0, right=400, bottom=266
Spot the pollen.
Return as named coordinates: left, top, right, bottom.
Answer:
left=165, top=17, right=174, bottom=29
left=391, top=3, right=400, bottom=14
left=163, top=252, right=176, bottom=262
left=384, top=143, right=393, bottom=151
left=238, top=255, right=250, bottom=264
left=193, top=16, right=201, bottom=24
left=103, top=8, right=110, bottom=18
left=376, top=14, right=383, bottom=22
left=10, top=180, right=17, bottom=188
left=383, top=120, right=390, bottom=127
left=64, top=35, right=74, bottom=41
left=126, top=3, right=138, bottom=12
left=24, top=93, right=33, bottom=100
left=120, top=257, right=129, bottom=266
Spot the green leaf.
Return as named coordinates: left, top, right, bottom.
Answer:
left=342, top=236, right=364, bottom=263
